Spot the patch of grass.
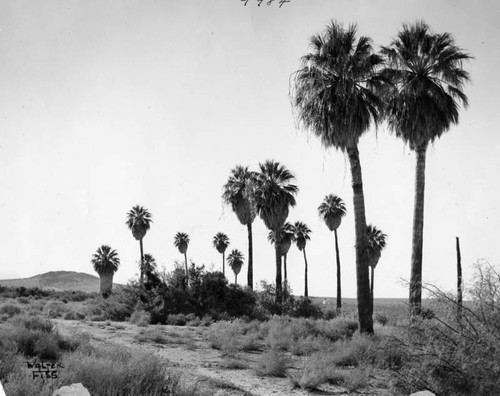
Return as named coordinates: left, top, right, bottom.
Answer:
left=166, top=313, right=187, bottom=326
left=135, top=327, right=168, bottom=344
left=0, top=303, right=22, bottom=317
left=206, top=320, right=260, bottom=355
left=255, top=349, right=289, bottom=377
left=129, top=310, right=151, bottom=326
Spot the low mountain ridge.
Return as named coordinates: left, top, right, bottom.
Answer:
left=0, top=271, right=111, bottom=293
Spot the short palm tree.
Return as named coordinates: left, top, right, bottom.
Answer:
left=366, top=225, right=387, bottom=315
left=292, top=22, right=386, bottom=334
left=294, top=221, right=311, bottom=297
left=268, top=222, right=296, bottom=293
left=213, top=232, right=230, bottom=276
left=381, top=21, right=471, bottom=316
left=223, top=166, right=258, bottom=289
left=125, top=205, right=152, bottom=283
left=174, top=232, right=190, bottom=278
left=318, top=194, right=347, bottom=310
left=227, top=249, right=244, bottom=284
left=254, top=160, right=298, bottom=311
left=91, top=245, right=120, bottom=298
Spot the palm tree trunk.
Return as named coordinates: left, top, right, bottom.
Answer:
left=184, top=252, right=189, bottom=278
left=347, top=146, right=373, bottom=335
left=283, top=254, right=288, bottom=299
left=370, top=266, right=374, bottom=317
left=139, top=239, right=144, bottom=284
left=456, top=236, right=463, bottom=318
left=247, top=223, right=253, bottom=289
left=222, top=251, right=225, bottom=276
left=334, top=229, right=342, bottom=311
left=99, top=272, right=114, bottom=298
left=409, top=145, right=427, bottom=317
left=303, top=249, right=308, bottom=298
left=275, top=240, right=283, bottom=314
left=235, top=274, right=237, bottom=285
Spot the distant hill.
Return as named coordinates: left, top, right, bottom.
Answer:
left=0, top=271, right=115, bottom=293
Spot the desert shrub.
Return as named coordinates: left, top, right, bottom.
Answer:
left=129, top=309, right=151, bottom=326
left=0, top=339, right=18, bottom=381
left=290, top=353, right=343, bottom=390
left=44, top=301, right=69, bottom=318
left=17, top=297, right=30, bottom=304
left=288, top=334, right=332, bottom=356
left=135, top=328, right=168, bottom=344
left=342, top=368, right=369, bottom=392
left=392, top=261, right=500, bottom=396
left=17, top=315, right=54, bottom=333
left=255, top=350, right=289, bottom=377
left=166, top=313, right=187, bottom=326
left=374, top=312, right=388, bottom=326
left=0, top=303, right=22, bottom=317
left=290, top=297, right=323, bottom=319
left=206, top=319, right=261, bottom=355
left=56, top=344, right=170, bottom=396
left=87, top=287, right=137, bottom=321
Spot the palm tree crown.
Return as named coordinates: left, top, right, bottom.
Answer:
left=125, top=205, right=152, bottom=241
left=291, top=21, right=387, bottom=151
left=268, top=222, right=296, bottom=256
left=174, top=232, right=190, bottom=254
left=141, top=253, right=157, bottom=275
left=366, top=225, right=387, bottom=269
left=255, top=160, right=299, bottom=232
left=381, top=21, right=471, bottom=150
left=222, top=166, right=257, bottom=226
left=213, top=232, right=230, bottom=254
left=91, top=245, right=120, bottom=275
left=294, top=221, right=311, bottom=251
left=318, top=194, right=347, bottom=231
left=227, top=249, right=244, bottom=283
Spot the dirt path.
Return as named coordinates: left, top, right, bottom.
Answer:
left=53, top=319, right=392, bottom=396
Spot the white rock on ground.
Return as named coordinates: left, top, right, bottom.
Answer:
left=0, top=381, right=6, bottom=396
left=410, top=391, right=436, bottom=396
left=53, top=383, right=91, bottom=396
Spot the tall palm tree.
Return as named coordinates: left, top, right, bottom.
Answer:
left=254, top=160, right=298, bottom=311
left=291, top=22, right=386, bottom=334
left=213, top=232, right=230, bottom=276
left=381, top=21, right=471, bottom=316
left=366, top=225, right=387, bottom=316
left=268, top=222, right=295, bottom=292
left=125, top=205, right=152, bottom=283
left=227, top=249, right=244, bottom=284
left=174, top=232, right=190, bottom=278
left=293, top=221, right=312, bottom=297
left=318, top=194, right=347, bottom=311
left=91, top=245, right=120, bottom=298
left=223, top=166, right=257, bottom=289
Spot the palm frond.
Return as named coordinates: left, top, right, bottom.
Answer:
left=91, top=245, right=120, bottom=275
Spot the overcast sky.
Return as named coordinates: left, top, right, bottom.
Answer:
left=0, top=0, right=498, bottom=298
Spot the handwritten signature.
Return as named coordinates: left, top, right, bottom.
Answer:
left=241, top=0, right=291, bottom=7
left=27, top=360, right=64, bottom=380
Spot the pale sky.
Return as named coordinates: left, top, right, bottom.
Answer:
left=0, top=0, right=499, bottom=298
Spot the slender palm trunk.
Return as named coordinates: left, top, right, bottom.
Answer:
left=247, top=223, right=253, bottom=289
left=303, top=249, right=308, bottom=298
left=347, top=146, right=373, bottom=335
left=409, top=145, right=427, bottom=317
left=456, top=236, right=463, bottom=317
left=284, top=254, right=288, bottom=298
left=334, top=229, right=342, bottom=311
left=139, top=239, right=144, bottom=284
left=184, top=252, right=189, bottom=278
left=222, top=252, right=225, bottom=276
left=275, top=237, right=283, bottom=314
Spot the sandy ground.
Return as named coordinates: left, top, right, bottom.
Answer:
left=53, top=319, right=393, bottom=396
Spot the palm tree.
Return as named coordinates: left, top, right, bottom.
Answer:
left=222, top=166, right=257, bottom=289
left=227, top=249, right=244, bottom=284
left=291, top=22, right=386, bottom=334
left=254, top=160, right=298, bottom=311
left=366, top=225, right=387, bottom=315
left=381, top=21, right=471, bottom=316
left=213, top=232, right=230, bottom=276
left=141, top=253, right=156, bottom=289
left=293, top=221, right=312, bottom=297
left=318, top=194, right=347, bottom=311
left=174, top=232, right=190, bottom=278
left=268, top=222, right=296, bottom=293
left=91, top=245, right=120, bottom=298
left=125, top=205, right=152, bottom=283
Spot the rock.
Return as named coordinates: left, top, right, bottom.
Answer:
left=410, top=391, right=436, bottom=396
left=0, top=381, right=6, bottom=396
left=53, top=383, right=91, bottom=396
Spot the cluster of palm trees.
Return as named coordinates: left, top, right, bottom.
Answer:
left=91, top=20, right=471, bottom=335
left=291, top=20, right=471, bottom=333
